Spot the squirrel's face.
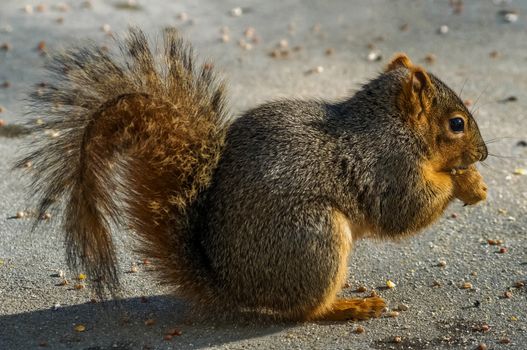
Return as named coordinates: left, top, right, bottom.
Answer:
left=386, top=54, right=487, bottom=173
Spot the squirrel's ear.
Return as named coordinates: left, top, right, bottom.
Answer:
left=398, top=67, right=435, bottom=121
left=385, top=53, right=413, bottom=72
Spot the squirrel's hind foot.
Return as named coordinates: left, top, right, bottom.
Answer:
left=319, top=297, right=386, bottom=321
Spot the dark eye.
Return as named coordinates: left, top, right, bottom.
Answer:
left=449, top=117, right=464, bottom=133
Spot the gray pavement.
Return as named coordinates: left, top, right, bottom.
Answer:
left=0, top=0, right=526, bottom=349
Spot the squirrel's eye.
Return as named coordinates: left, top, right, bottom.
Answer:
left=449, top=117, right=464, bottom=133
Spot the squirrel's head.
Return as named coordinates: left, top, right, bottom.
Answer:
left=386, top=53, right=487, bottom=173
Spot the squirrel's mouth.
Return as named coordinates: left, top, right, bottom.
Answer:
left=449, top=165, right=468, bottom=175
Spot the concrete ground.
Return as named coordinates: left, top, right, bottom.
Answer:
left=0, top=0, right=526, bottom=349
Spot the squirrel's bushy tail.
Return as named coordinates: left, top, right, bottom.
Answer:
left=17, top=28, right=229, bottom=301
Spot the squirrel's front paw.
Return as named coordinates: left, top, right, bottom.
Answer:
left=452, top=166, right=487, bottom=205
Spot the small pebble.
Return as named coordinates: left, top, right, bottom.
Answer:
left=367, top=51, right=382, bottom=62
left=36, top=4, right=47, bottom=12
left=325, top=48, right=335, bottom=56
left=477, top=343, right=488, bottom=350
left=220, top=34, right=230, bottom=43
left=438, top=260, right=447, bottom=267
left=24, top=4, right=34, bottom=14
left=500, top=10, right=518, bottom=23
left=498, top=247, right=508, bottom=254
left=438, top=25, right=449, bottom=34
left=74, top=283, right=85, bottom=290
left=166, top=328, right=182, bottom=336
left=355, top=325, right=365, bottom=334
left=278, top=39, right=289, bottom=48
left=504, top=291, right=512, bottom=298
left=16, top=211, right=25, bottom=219
left=58, top=270, right=65, bottom=278
left=514, top=281, right=525, bottom=288
left=432, top=280, right=442, bottom=287
left=230, top=7, right=242, bottom=17
left=400, top=23, right=409, bottom=31
left=163, top=335, right=173, bottom=341
left=393, top=336, right=402, bottom=343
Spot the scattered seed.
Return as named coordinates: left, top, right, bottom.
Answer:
left=432, top=280, right=442, bottom=287
left=37, top=41, right=46, bottom=52
left=16, top=211, right=25, bottom=219
left=499, top=337, right=511, bottom=344
left=370, top=290, right=378, bottom=297
left=58, top=278, right=69, bottom=286
left=244, top=27, right=255, bottom=38
left=504, top=291, right=512, bottom=298
left=400, top=23, right=409, bottom=31
left=74, top=324, right=86, bottom=332
left=356, top=285, right=367, bottom=293
left=2, top=81, right=11, bottom=88
left=397, top=303, right=409, bottom=311
left=52, top=302, right=61, bottom=310
left=313, top=66, right=324, bottom=74
left=220, top=34, right=230, bottom=43
left=56, top=17, right=64, bottom=24
left=90, top=298, right=97, bottom=303
left=177, top=12, right=188, bottom=21
left=343, top=282, right=351, bottom=288
left=489, top=50, right=500, bottom=59
left=477, top=343, right=488, bottom=350
left=387, top=311, right=400, bottom=318
left=130, top=263, right=139, bottom=273
left=516, top=140, right=527, bottom=147
left=461, top=282, right=473, bottom=289
left=474, top=300, right=481, bottom=308
left=166, top=328, right=182, bottom=336
left=38, top=340, right=48, bottom=347
left=386, top=280, right=396, bottom=289
left=513, top=168, right=526, bottom=175
left=438, top=25, right=449, bottom=34
left=144, top=318, right=156, bottom=326
left=463, top=99, right=473, bottom=107
left=36, top=4, right=47, bottom=12
left=481, top=324, right=490, bottom=332
left=74, top=283, right=85, bottom=290
left=510, top=316, right=518, bottom=321
left=498, top=247, right=508, bottom=254
left=1, top=43, right=12, bottom=51
left=325, top=48, right=335, bottom=56
left=163, top=335, right=173, bottom=341
left=393, top=336, right=403, bottom=343
left=278, top=39, right=289, bottom=49
left=40, top=212, right=52, bottom=220
left=24, top=4, right=34, bottom=14
left=101, top=24, right=111, bottom=34
left=487, top=239, right=502, bottom=246
left=143, top=258, right=150, bottom=265
left=355, top=325, right=365, bottom=334
left=514, top=281, right=525, bottom=288
left=58, top=270, right=65, bottom=278
left=230, top=7, right=242, bottom=17
left=450, top=213, right=458, bottom=219
left=424, top=53, right=436, bottom=64
left=438, top=260, right=447, bottom=268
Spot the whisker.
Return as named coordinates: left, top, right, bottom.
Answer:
left=470, top=84, right=489, bottom=115
left=458, top=78, right=468, bottom=98
left=487, top=152, right=526, bottom=160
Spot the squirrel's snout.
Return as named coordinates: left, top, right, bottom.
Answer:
left=479, top=144, right=488, bottom=162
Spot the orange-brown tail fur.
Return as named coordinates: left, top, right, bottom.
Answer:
left=17, top=28, right=229, bottom=301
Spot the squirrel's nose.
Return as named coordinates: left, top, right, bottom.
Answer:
left=479, top=144, right=488, bottom=162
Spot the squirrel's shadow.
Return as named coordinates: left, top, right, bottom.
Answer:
left=0, top=295, right=290, bottom=349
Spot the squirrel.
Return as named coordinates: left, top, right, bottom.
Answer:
left=18, top=28, right=488, bottom=321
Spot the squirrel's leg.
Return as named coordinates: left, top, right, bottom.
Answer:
left=305, top=211, right=386, bottom=321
